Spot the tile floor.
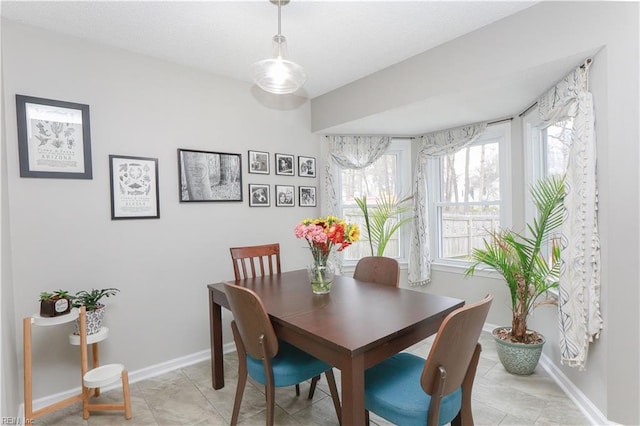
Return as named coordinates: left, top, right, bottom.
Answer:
left=33, top=331, right=591, bottom=425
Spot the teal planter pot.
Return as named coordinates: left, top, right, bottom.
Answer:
left=493, top=327, right=545, bottom=375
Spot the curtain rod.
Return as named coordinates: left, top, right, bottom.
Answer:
left=487, top=117, right=513, bottom=126
left=518, top=101, right=538, bottom=117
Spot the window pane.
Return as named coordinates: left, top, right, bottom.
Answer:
left=439, top=204, right=499, bottom=260
left=340, top=153, right=403, bottom=261
left=341, top=155, right=398, bottom=203
left=441, top=142, right=500, bottom=203
left=543, top=118, right=572, bottom=178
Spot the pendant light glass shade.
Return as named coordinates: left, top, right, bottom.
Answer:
left=251, top=1, right=306, bottom=94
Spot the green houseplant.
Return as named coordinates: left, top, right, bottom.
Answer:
left=72, top=288, right=120, bottom=335
left=465, top=175, right=565, bottom=374
left=354, top=192, right=412, bottom=257
left=39, top=289, right=72, bottom=317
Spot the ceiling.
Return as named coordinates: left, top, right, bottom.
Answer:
left=1, top=0, right=537, bottom=100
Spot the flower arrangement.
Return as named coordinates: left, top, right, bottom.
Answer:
left=294, top=215, right=360, bottom=265
left=294, top=215, right=360, bottom=294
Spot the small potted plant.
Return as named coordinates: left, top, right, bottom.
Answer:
left=72, top=288, right=120, bottom=335
left=39, top=289, right=72, bottom=317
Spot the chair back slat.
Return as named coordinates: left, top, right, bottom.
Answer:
left=421, top=294, right=493, bottom=396
left=224, top=283, right=279, bottom=360
left=230, top=243, right=281, bottom=280
left=353, top=256, right=400, bottom=287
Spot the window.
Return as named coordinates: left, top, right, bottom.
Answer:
left=429, top=122, right=511, bottom=264
left=338, top=138, right=412, bottom=262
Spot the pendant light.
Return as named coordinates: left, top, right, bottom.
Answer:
left=250, top=0, right=306, bottom=95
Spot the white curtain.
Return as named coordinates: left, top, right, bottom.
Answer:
left=409, top=123, right=487, bottom=285
left=324, top=136, right=392, bottom=269
left=537, top=59, right=602, bottom=370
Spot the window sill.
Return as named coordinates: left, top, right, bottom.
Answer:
left=431, top=260, right=503, bottom=280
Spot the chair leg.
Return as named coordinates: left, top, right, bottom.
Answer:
left=231, top=366, right=247, bottom=426
left=295, top=383, right=300, bottom=396
left=265, top=383, right=275, bottom=426
left=308, top=375, right=321, bottom=399
left=324, top=369, right=342, bottom=426
left=365, top=409, right=370, bottom=426
left=122, top=370, right=132, bottom=420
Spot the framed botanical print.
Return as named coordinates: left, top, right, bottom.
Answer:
left=299, top=186, right=317, bottom=207
left=248, top=150, right=269, bottom=174
left=178, top=149, right=242, bottom=202
left=249, top=184, right=270, bottom=207
left=109, top=155, right=160, bottom=220
left=275, top=185, right=295, bottom=207
left=298, top=155, right=316, bottom=178
left=275, top=153, right=294, bottom=176
left=16, top=95, right=92, bottom=179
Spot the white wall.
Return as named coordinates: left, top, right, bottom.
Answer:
left=312, top=2, right=639, bottom=424
left=1, top=19, right=322, bottom=405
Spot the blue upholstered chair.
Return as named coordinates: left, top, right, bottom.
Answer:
left=223, top=283, right=342, bottom=426
left=364, top=294, right=493, bottom=426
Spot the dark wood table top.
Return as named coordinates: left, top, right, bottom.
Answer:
left=208, top=269, right=464, bottom=359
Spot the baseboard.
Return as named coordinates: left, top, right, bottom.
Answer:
left=17, top=342, right=237, bottom=418
left=483, top=323, right=613, bottom=425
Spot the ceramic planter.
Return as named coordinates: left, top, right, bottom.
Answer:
left=74, top=305, right=106, bottom=335
left=39, top=297, right=71, bottom=317
left=493, top=327, right=545, bottom=375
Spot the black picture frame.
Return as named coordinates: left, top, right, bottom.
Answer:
left=298, top=155, right=316, bottom=178
left=299, top=186, right=317, bottom=207
left=109, top=155, right=160, bottom=220
left=275, top=185, right=295, bottom=207
left=16, top=94, right=92, bottom=179
left=275, top=153, right=294, bottom=176
left=248, top=150, right=270, bottom=174
left=178, top=149, right=242, bottom=202
left=249, top=184, right=270, bottom=207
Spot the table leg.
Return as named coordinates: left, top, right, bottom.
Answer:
left=209, top=290, right=224, bottom=389
left=340, top=354, right=366, bottom=425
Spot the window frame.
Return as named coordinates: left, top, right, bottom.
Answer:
left=428, top=122, right=512, bottom=270
left=336, top=138, right=413, bottom=267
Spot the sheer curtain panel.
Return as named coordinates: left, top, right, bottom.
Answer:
left=537, top=59, right=602, bottom=370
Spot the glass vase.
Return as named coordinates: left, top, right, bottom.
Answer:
left=307, top=261, right=335, bottom=294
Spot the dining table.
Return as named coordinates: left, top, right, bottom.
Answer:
left=207, top=269, right=464, bottom=425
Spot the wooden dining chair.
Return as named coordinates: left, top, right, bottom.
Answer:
left=224, top=283, right=342, bottom=426
left=229, top=243, right=320, bottom=398
left=230, top=243, right=281, bottom=280
left=363, top=294, right=493, bottom=426
left=353, top=256, right=400, bottom=287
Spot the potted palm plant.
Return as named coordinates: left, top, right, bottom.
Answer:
left=354, top=192, right=412, bottom=257
left=72, top=288, right=120, bottom=335
left=465, top=175, right=565, bottom=375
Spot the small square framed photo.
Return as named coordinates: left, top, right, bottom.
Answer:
left=275, top=185, right=295, bottom=207
left=299, top=186, right=317, bottom=207
left=249, top=184, right=270, bottom=207
left=298, top=155, right=316, bottom=178
left=275, top=153, right=294, bottom=176
left=248, top=150, right=269, bottom=174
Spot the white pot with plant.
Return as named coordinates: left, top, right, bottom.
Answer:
left=465, top=175, right=565, bottom=375
left=72, top=288, right=120, bottom=335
